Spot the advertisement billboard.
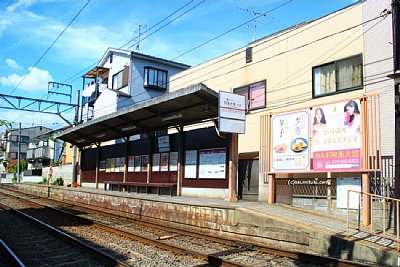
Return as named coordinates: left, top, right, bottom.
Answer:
left=271, top=110, right=310, bottom=172
left=312, top=100, right=362, bottom=171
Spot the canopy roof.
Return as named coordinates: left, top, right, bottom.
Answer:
left=56, top=83, right=219, bottom=147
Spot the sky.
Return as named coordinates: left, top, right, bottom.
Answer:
left=0, top=0, right=357, bottom=133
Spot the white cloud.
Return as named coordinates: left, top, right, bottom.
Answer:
left=7, top=0, right=55, bottom=13
left=0, top=19, right=12, bottom=37
left=0, top=67, right=53, bottom=92
left=5, top=58, right=22, bottom=70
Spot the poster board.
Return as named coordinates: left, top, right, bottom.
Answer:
left=110, top=158, right=116, bottom=172
left=128, top=156, right=134, bottom=172
left=160, top=153, right=169, bottom=171
left=99, top=160, right=106, bottom=171
left=312, top=100, right=362, bottom=171
left=169, top=152, right=178, bottom=171
left=336, top=177, right=361, bottom=209
left=271, top=110, right=310, bottom=172
left=152, top=153, right=160, bottom=172
left=185, top=150, right=197, bottom=179
left=158, top=136, right=170, bottom=152
left=141, top=155, right=148, bottom=172
left=199, top=148, right=226, bottom=179
left=106, top=158, right=111, bottom=172
left=134, top=156, right=141, bottom=172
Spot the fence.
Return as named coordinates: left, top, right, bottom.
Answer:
left=346, top=190, right=399, bottom=251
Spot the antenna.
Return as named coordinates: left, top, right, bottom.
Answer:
left=237, top=7, right=267, bottom=41
left=135, top=24, right=147, bottom=51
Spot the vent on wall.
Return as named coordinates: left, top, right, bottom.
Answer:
left=246, top=47, right=252, bottom=63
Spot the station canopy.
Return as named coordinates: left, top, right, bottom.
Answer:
left=56, top=83, right=219, bottom=148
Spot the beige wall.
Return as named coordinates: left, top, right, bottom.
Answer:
left=170, top=3, right=364, bottom=154
left=64, top=143, right=79, bottom=164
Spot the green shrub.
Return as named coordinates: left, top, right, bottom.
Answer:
left=52, top=177, right=64, bottom=186
left=37, top=177, right=48, bottom=184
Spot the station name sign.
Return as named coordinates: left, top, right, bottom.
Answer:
left=218, top=91, right=246, bottom=134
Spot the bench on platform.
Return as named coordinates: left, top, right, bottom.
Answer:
left=104, top=181, right=176, bottom=196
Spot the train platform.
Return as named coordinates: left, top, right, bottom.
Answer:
left=2, top=183, right=399, bottom=266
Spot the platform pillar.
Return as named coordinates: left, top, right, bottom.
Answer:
left=362, top=172, right=371, bottom=226
left=267, top=174, right=275, bottom=204
left=226, top=133, right=238, bottom=202
left=123, top=138, right=129, bottom=183
left=95, top=144, right=100, bottom=189
left=176, top=126, right=184, bottom=196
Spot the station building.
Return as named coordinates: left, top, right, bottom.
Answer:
left=57, top=0, right=397, bottom=216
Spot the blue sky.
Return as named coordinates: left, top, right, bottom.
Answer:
left=0, top=0, right=356, bottom=132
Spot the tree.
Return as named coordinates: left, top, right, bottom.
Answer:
left=0, top=120, right=12, bottom=128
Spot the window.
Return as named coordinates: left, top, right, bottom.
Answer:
left=20, top=136, right=29, bottom=143
left=246, top=47, right=252, bottom=63
left=112, top=67, right=129, bottom=90
left=312, top=54, right=363, bottom=98
left=234, top=80, right=266, bottom=111
left=144, top=67, right=168, bottom=90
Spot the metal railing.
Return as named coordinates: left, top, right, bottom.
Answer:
left=346, top=190, right=399, bottom=251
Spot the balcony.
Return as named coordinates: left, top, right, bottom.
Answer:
left=26, top=146, right=51, bottom=161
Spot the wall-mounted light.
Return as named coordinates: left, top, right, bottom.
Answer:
left=121, top=125, right=136, bottom=131
left=387, top=70, right=400, bottom=85
left=96, top=133, right=106, bottom=138
left=161, top=113, right=182, bottom=121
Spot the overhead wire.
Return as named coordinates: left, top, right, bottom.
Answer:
left=10, top=0, right=200, bottom=128
left=63, top=0, right=200, bottom=84
left=76, top=1, right=386, bottom=120
left=16, top=0, right=393, bottom=131
left=5, top=0, right=91, bottom=97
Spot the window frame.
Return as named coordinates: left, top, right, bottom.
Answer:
left=112, top=67, right=129, bottom=90
left=312, top=54, right=363, bottom=98
left=144, top=66, right=168, bottom=91
left=233, top=80, right=266, bottom=112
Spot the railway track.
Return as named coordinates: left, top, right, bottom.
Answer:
left=0, top=239, right=25, bottom=267
left=0, top=188, right=373, bottom=266
left=0, top=203, right=127, bottom=267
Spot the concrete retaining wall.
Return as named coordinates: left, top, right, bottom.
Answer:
left=2, top=183, right=399, bottom=266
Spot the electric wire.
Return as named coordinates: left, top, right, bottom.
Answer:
left=76, top=10, right=389, bottom=122
left=5, top=0, right=91, bottom=97
left=8, top=0, right=200, bottom=127
left=62, top=0, right=201, bottom=84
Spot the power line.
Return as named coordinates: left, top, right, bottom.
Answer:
left=22, top=1, right=388, bottom=129
left=11, top=0, right=199, bottom=127
left=98, top=8, right=387, bottom=116
left=5, top=0, right=91, bottom=97
left=63, top=0, right=199, bottom=85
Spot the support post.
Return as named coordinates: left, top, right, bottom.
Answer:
left=362, top=172, right=371, bottom=226
left=147, top=132, right=153, bottom=184
left=17, top=122, right=21, bottom=183
left=327, top=172, right=332, bottom=211
left=124, top=138, right=129, bottom=183
left=268, top=174, right=275, bottom=203
left=95, top=144, right=100, bottom=189
left=177, top=126, right=184, bottom=196
left=226, top=133, right=238, bottom=202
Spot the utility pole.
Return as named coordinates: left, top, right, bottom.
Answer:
left=391, top=1, right=400, bottom=200
left=17, top=122, right=21, bottom=183
left=136, top=24, right=147, bottom=51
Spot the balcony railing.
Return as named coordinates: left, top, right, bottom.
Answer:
left=26, top=146, right=51, bottom=161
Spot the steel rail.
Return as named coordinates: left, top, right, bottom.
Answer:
left=0, top=202, right=128, bottom=267
left=0, top=238, right=26, bottom=267
left=0, top=191, right=248, bottom=267
left=0, top=188, right=373, bottom=267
